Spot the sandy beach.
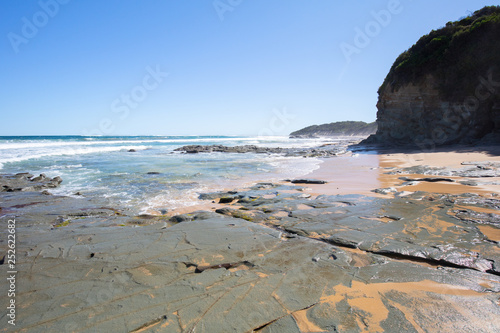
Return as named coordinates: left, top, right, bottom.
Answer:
left=304, top=148, right=500, bottom=197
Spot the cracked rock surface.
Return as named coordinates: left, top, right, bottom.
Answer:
left=1, top=177, right=500, bottom=332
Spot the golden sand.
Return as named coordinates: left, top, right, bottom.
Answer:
left=303, top=150, right=500, bottom=197
left=478, top=225, right=500, bottom=242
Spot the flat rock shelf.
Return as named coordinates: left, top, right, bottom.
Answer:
left=1, top=176, right=499, bottom=332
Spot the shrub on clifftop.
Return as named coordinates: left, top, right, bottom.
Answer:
left=380, top=6, right=500, bottom=100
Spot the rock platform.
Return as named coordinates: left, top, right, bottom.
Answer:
left=1, top=174, right=499, bottom=332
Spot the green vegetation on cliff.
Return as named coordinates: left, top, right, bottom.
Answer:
left=290, top=121, right=377, bottom=138
left=380, top=6, right=500, bottom=99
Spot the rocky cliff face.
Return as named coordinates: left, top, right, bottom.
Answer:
left=374, top=74, right=500, bottom=146
left=366, top=6, right=500, bottom=147
left=374, top=73, right=500, bottom=147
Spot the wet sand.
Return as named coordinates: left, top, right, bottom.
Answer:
left=379, top=147, right=500, bottom=168
left=302, top=153, right=381, bottom=196
left=379, top=150, right=500, bottom=195
left=304, top=149, right=500, bottom=197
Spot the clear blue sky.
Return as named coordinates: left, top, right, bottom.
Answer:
left=0, top=0, right=496, bottom=136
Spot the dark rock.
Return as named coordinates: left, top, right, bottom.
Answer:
left=199, top=191, right=241, bottom=201
left=169, top=210, right=222, bottom=222
left=128, top=149, right=136, bottom=152
left=15, top=172, right=34, bottom=179
left=174, top=144, right=285, bottom=154
left=51, top=176, right=63, bottom=184
left=169, top=214, right=193, bottom=222
left=399, top=176, right=455, bottom=183
left=46, top=176, right=63, bottom=188
left=251, top=183, right=276, bottom=190
left=219, top=196, right=236, bottom=204
left=214, top=207, right=265, bottom=222
left=290, top=179, right=327, bottom=184
left=174, top=141, right=359, bottom=158
left=1, top=173, right=63, bottom=192
left=147, top=172, right=161, bottom=175
left=215, top=207, right=236, bottom=215
left=31, top=174, right=47, bottom=182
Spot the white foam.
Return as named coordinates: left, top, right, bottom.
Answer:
left=0, top=136, right=334, bottom=213
left=262, top=155, right=323, bottom=180
left=0, top=145, right=151, bottom=166
left=49, top=164, right=83, bottom=170
left=0, top=137, right=265, bottom=150
left=0, top=141, right=104, bottom=150
left=0, top=135, right=331, bottom=151
left=138, top=186, right=207, bottom=214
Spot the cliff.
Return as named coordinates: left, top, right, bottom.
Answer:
left=366, top=6, right=500, bottom=147
left=290, top=121, right=377, bottom=138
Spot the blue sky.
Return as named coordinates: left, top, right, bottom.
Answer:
left=0, top=0, right=497, bottom=136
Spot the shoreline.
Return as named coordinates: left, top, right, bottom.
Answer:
left=1, top=144, right=500, bottom=332
left=131, top=146, right=500, bottom=217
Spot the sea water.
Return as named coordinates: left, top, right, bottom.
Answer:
left=0, top=136, right=346, bottom=214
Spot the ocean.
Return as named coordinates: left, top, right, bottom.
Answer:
left=0, top=136, right=347, bottom=214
